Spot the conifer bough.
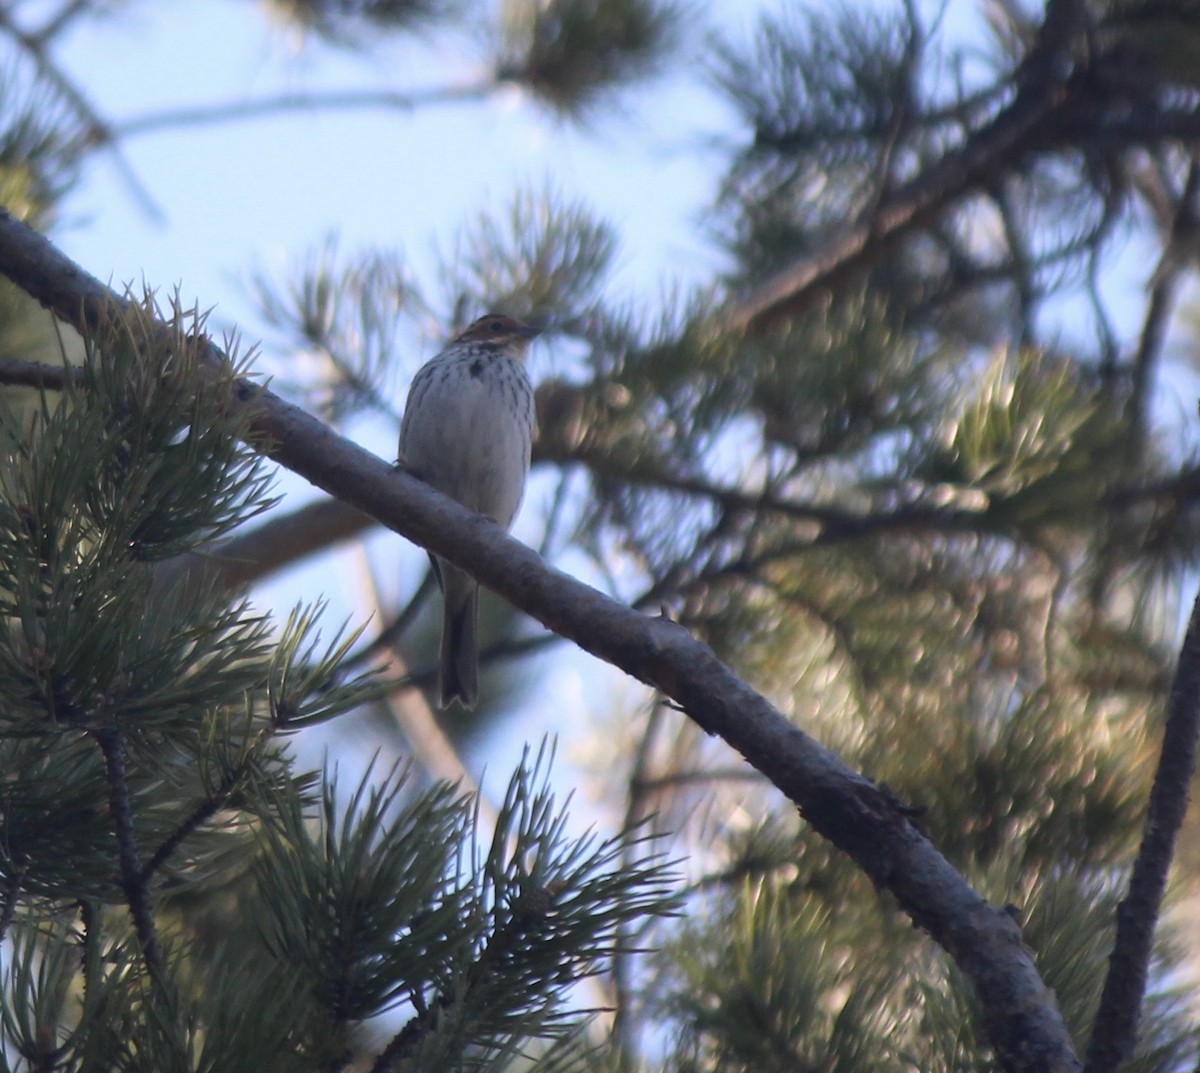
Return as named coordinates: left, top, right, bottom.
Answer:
left=0, top=208, right=1079, bottom=1073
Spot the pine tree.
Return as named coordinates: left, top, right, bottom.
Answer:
left=0, top=1, right=1198, bottom=1071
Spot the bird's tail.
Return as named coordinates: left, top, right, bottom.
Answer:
left=438, top=580, right=479, bottom=710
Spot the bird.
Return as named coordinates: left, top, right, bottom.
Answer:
left=398, top=313, right=539, bottom=709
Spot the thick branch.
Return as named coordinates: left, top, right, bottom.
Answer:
left=0, top=355, right=71, bottom=390
left=1084, top=587, right=1200, bottom=1073
left=163, top=496, right=375, bottom=592
left=0, top=209, right=1081, bottom=1073
left=92, top=725, right=163, bottom=977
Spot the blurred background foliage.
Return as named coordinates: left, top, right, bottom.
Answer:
left=1, top=0, right=1200, bottom=1069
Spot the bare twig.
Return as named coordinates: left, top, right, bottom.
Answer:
left=113, top=82, right=497, bottom=140
left=0, top=207, right=1082, bottom=1073
left=31, top=0, right=92, bottom=44
left=385, top=631, right=560, bottom=698
left=342, top=566, right=437, bottom=673
left=613, top=698, right=669, bottom=1054
left=1084, top=586, right=1200, bottom=1073
left=352, top=546, right=486, bottom=795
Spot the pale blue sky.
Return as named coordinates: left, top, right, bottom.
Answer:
left=53, top=1, right=737, bottom=331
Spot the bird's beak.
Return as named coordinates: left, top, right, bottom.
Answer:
left=519, top=323, right=544, bottom=340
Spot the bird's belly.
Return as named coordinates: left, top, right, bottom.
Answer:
left=405, top=379, right=531, bottom=525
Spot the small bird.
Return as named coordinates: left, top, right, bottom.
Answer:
left=398, top=313, right=539, bottom=709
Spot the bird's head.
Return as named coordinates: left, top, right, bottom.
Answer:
left=452, top=313, right=542, bottom=354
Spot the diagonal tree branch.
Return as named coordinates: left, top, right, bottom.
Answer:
left=0, top=209, right=1082, bottom=1073
left=1084, top=586, right=1200, bottom=1073
left=0, top=354, right=72, bottom=389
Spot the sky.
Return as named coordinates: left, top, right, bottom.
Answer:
left=51, top=1, right=737, bottom=328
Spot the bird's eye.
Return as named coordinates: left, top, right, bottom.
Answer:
left=489, top=319, right=505, bottom=332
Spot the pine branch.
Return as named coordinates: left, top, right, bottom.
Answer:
left=723, top=0, right=1087, bottom=334
left=0, top=860, right=26, bottom=947
left=4, top=355, right=1200, bottom=609
left=139, top=746, right=264, bottom=885
left=92, top=725, right=164, bottom=979
left=368, top=906, right=538, bottom=1073
left=0, top=354, right=73, bottom=390
left=0, top=209, right=1082, bottom=1073
left=1084, top=586, right=1200, bottom=1073
left=368, top=905, right=566, bottom=1073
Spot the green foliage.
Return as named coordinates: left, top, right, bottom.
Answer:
left=711, top=4, right=926, bottom=279
left=0, top=61, right=88, bottom=229
left=391, top=746, right=679, bottom=1071
left=76, top=300, right=275, bottom=559
left=495, top=0, right=686, bottom=118
left=661, top=883, right=907, bottom=1073
left=656, top=868, right=1200, bottom=1073
left=0, top=302, right=279, bottom=751
left=263, top=0, right=457, bottom=47
left=443, top=187, right=617, bottom=327
left=0, top=290, right=678, bottom=1070
left=268, top=601, right=384, bottom=727
left=254, top=750, right=677, bottom=1070
left=1003, top=870, right=1199, bottom=1071
left=5, top=0, right=1200, bottom=1070
left=254, top=764, right=473, bottom=1029
left=917, top=350, right=1133, bottom=526
left=0, top=920, right=89, bottom=1070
